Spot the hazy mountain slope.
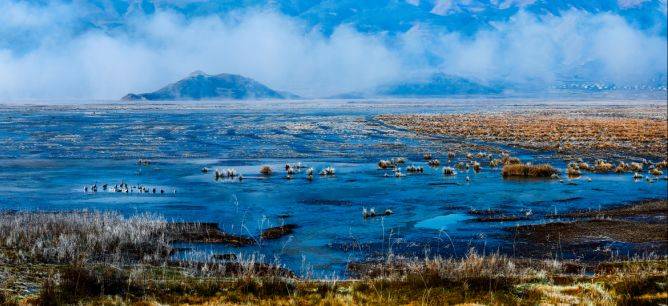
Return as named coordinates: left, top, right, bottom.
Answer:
left=122, top=71, right=293, bottom=100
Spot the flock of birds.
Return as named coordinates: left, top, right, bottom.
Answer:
left=83, top=181, right=174, bottom=194
left=82, top=159, right=174, bottom=194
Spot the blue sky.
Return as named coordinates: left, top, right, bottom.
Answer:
left=0, top=0, right=666, bottom=99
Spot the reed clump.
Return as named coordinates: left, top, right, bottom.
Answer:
left=502, top=163, right=558, bottom=178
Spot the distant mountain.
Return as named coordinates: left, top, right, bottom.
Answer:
left=122, top=71, right=295, bottom=101
left=376, top=73, right=502, bottom=96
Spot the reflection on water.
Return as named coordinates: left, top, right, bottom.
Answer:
left=415, top=213, right=471, bottom=230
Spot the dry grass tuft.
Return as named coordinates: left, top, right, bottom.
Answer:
left=260, top=166, right=273, bottom=175
left=649, top=168, right=663, bottom=176
left=567, top=166, right=581, bottom=177
left=594, top=160, right=614, bottom=173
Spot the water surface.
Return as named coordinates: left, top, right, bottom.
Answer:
left=0, top=99, right=665, bottom=277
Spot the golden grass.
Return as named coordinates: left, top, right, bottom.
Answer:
left=377, top=109, right=667, bottom=158
left=9, top=255, right=662, bottom=306
left=502, top=163, right=558, bottom=178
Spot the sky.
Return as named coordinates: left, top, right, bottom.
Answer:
left=0, top=0, right=666, bottom=100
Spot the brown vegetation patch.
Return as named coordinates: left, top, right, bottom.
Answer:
left=166, top=222, right=255, bottom=246
left=510, top=219, right=667, bottom=244
left=260, top=224, right=297, bottom=240
left=377, top=109, right=667, bottom=158
left=547, top=199, right=668, bottom=219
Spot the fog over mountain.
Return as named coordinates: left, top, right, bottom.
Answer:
left=0, top=0, right=666, bottom=100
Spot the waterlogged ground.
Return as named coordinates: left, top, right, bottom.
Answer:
left=0, top=99, right=666, bottom=277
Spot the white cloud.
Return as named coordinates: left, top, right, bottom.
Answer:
left=0, top=2, right=665, bottom=100
left=0, top=7, right=403, bottom=99
left=430, top=0, right=458, bottom=16
left=400, top=10, right=667, bottom=86
left=617, top=0, right=650, bottom=9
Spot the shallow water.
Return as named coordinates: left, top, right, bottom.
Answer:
left=0, top=99, right=665, bottom=277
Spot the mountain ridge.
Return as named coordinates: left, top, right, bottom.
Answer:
left=122, top=72, right=296, bottom=101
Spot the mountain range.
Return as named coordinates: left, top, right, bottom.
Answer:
left=122, top=71, right=506, bottom=101
left=28, top=0, right=666, bottom=37
left=123, top=69, right=668, bottom=101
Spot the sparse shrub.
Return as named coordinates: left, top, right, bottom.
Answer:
left=501, top=155, right=521, bottom=165
left=260, top=166, right=273, bottom=175
left=578, top=162, right=591, bottom=171
left=614, top=162, right=629, bottom=173
left=502, top=163, right=558, bottom=178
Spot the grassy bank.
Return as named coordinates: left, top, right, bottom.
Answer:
left=0, top=210, right=666, bottom=305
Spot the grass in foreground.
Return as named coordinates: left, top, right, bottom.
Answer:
left=0, top=211, right=666, bottom=305
left=1, top=252, right=664, bottom=305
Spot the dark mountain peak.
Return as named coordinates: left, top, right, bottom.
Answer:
left=122, top=72, right=297, bottom=101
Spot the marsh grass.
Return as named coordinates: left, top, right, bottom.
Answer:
left=502, top=164, right=558, bottom=178
left=0, top=211, right=171, bottom=264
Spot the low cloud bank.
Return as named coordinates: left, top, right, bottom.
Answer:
left=0, top=1, right=665, bottom=100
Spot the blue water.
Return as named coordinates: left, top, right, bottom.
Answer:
left=0, top=99, right=665, bottom=277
